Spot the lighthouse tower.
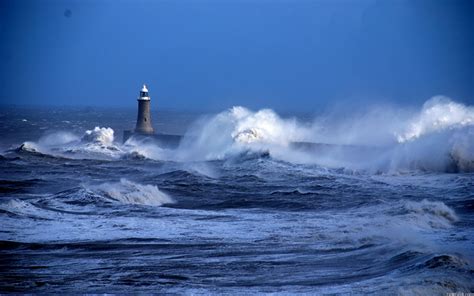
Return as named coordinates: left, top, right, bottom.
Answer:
left=134, top=84, right=154, bottom=135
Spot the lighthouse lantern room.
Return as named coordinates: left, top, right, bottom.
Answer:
left=139, top=84, right=150, bottom=100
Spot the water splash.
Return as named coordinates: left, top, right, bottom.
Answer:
left=397, top=96, right=474, bottom=143
left=82, top=127, right=115, bottom=146
left=10, top=97, right=474, bottom=172
left=89, top=178, right=173, bottom=206
left=176, top=106, right=309, bottom=161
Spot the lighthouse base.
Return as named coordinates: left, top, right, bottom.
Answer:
left=123, top=130, right=183, bottom=149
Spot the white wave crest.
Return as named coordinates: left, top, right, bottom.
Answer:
left=82, top=127, right=115, bottom=146
left=122, top=136, right=168, bottom=160
left=177, top=106, right=309, bottom=160
left=176, top=98, right=474, bottom=172
left=13, top=126, right=170, bottom=161
left=400, top=199, right=458, bottom=229
left=0, top=199, right=37, bottom=215
left=397, top=96, right=474, bottom=143
left=229, top=107, right=307, bottom=144
left=90, top=178, right=173, bottom=206
left=23, top=127, right=121, bottom=159
left=17, top=141, right=41, bottom=153
left=0, top=198, right=58, bottom=219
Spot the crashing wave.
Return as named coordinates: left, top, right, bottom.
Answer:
left=89, top=178, right=173, bottom=206
left=399, top=199, right=458, bottom=229
left=122, top=136, right=168, bottom=160
left=16, top=142, right=41, bottom=153
left=176, top=106, right=309, bottom=161
left=0, top=198, right=55, bottom=220
left=397, top=96, right=474, bottom=143
left=82, top=127, right=115, bottom=146
left=176, top=98, right=474, bottom=172
left=232, top=128, right=265, bottom=144
left=229, top=107, right=307, bottom=144
left=10, top=126, right=171, bottom=161
left=77, top=127, right=121, bottom=155
left=8, top=97, right=474, bottom=173
left=449, top=128, right=474, bottom=172
left=12, top=127, right=123, bottom=160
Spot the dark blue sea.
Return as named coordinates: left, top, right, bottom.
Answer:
left=1, top=98, right=473, bottom=294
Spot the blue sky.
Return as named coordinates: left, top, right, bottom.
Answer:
left=0, top=0, right=473, bottom=112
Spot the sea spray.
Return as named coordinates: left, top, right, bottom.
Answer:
left=38, top=131, right=79, bottom=147
left=82, top=127, right=115, bottom=146
left=176, top=106, right=310, bottom=161
left=396, top=96, right=474, bottom=143
left=122, top=136, right=168, bottom=160
left=11, top=97, right=474, bottom=172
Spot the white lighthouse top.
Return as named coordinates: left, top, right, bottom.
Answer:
left=139, top=84, right=150, bottom=100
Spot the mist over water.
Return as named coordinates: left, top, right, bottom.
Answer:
left=0, top=97, right=473, bottom=294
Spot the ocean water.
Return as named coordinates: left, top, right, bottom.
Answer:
left=0, top=98, right=473, bottom=294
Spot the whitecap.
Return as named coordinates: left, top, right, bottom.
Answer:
left=89, top=178, right=173, bottom=206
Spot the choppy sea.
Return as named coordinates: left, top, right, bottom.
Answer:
left=0, top=99, right=473, bottom=294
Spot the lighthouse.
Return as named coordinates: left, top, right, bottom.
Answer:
left=134, top=84, right=154, bottom=135
left=123, top=84, right=181, bottom=147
